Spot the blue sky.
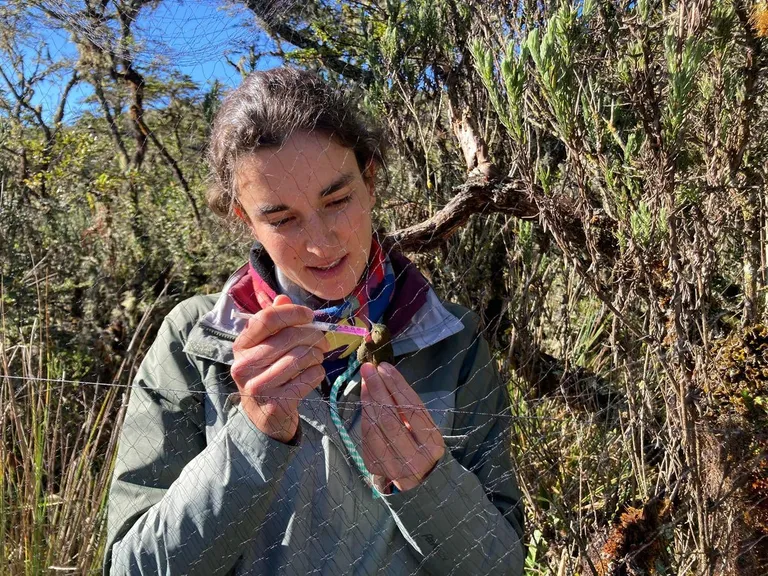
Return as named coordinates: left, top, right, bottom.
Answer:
left=20, top=0, right=282, bottom=123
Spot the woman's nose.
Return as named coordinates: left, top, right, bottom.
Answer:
left=304, top=212, right=340, bottom=256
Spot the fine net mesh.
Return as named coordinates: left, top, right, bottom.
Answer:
left=2, top=1, right=768, bottom=576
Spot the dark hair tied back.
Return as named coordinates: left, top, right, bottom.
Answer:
left=206, top=67, right=385, bottom=222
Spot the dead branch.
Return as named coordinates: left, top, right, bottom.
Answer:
left=92, top=75, right=129, bottom=170
left=135, top=116, right=202, bottom=225
left=383, top=177, right=618, bottom=261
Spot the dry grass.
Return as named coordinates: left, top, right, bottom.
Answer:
left=0, top=273, right=168, bottom=575
left=0, top=277, right=122, bottom=574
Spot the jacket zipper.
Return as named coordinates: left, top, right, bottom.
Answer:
left=200, top=323, right=238, bottom=342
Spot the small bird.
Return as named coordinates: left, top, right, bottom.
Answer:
left=356, top=323, right=394, bottom=367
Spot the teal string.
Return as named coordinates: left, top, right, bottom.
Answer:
left=328, top=356, right=382, bottom=499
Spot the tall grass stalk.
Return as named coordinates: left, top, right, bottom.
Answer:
left=1, top=272, right=169, bottom=574
left=1, top=286, right=115, bottom=574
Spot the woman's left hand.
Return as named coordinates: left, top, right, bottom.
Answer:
left=360, top=362, right=445, bottom=492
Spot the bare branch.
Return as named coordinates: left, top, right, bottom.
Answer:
left=383, top=177, right=618, bottom=260
left=0, top=61, right=51, bottom=142
left=93, top=74, right=129, bottom=169
left=53, top=70, right=80, bottom=126
left=135, top=116, right=202, bottom=225
left=382, top=180, right=525, bottom=252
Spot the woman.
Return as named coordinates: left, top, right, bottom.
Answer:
left=104, top=67, right=525, bottom=575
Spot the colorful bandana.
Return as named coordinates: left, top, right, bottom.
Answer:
left=312, top=239, right=394, bottom=326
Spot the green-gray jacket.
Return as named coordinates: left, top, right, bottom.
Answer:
left=104, top=282, right=525, bottom=575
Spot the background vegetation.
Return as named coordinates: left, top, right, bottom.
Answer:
left=2, top=0, right=768, bottom=574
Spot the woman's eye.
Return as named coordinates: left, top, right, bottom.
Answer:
left=270, top=216, right=294, bottom=228
left=327, top=196, right=351, bottom=209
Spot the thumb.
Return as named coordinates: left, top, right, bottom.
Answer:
left=273, top=294, right=293, bottom=307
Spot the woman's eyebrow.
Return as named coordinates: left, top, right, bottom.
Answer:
left=258, top=203, right=290, bottom=216
left=257, top=173, right=354, bottom=217
left=318, top=173, right=354, bottom=198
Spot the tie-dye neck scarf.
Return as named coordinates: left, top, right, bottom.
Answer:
left=309, top=239, right=395, bottom=326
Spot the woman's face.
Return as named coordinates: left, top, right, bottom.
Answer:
left=236, top=131, right=375, bottom=301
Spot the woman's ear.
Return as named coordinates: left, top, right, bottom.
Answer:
left=363, top=161, right=377, bottom=205
left=234, top=204, right=259, bottom=238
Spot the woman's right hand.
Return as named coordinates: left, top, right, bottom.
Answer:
left=231, top=294, right=329, bottom=443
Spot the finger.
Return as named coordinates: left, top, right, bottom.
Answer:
left=377, top=362, right=439, bottom=448
left=365, top=362, right=419, bottom=443
left=360, top=362, right=391, bottom=423
left=361, top=364, right=421, bottom=477
left=361, top=397, right=391, bottom=476
left=376, top=363, right=417, bottom=433
left=242, top=327, right=329, bottom=367
left=281, top=364, right=325, bottom=405
left=261, top=345, right=324, bottom=388
left=366, top=371, right=415, bottom=449
left=242, top=345, right=324, bottom=396
left=377, top=364, right=445, bottom=469
left=241, top=364, right=324, bottom=436
left=273, top=294, right=292, bottom=307
left=232, top=340, right=321, bottom=387
left=233, top=304, right=314, bottom=352
left=362, top=379, right=407, bottom=478
left=264, top=326, right=329, bottom=353
left=360, top=364, right=386, bottom=434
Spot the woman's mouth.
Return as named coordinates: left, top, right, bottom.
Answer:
left=307, top=254, right=348, bottom=278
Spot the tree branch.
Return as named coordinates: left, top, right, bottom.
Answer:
left=0, top=61, right=51, bottom=143
left=135, top=116, right=202, bottom=225
left=382, top=180, right=525, bottom=252
left=383, top=177, right=618, bottom=260
left=53, top=70, right=80, bottom=127
left=93, top=75, right=129, bottom=169
left=243, top=0, right=373, bottom=84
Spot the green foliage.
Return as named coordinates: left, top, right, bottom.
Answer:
left=663, top=32, right=708, bottom=143
left=471, top=39, right=527, bottom=142
left=629, top=201, right=667, bottom=248
left=3, top=0, right=768, bottom=573
left=525, top=6, right=582, bottom=141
